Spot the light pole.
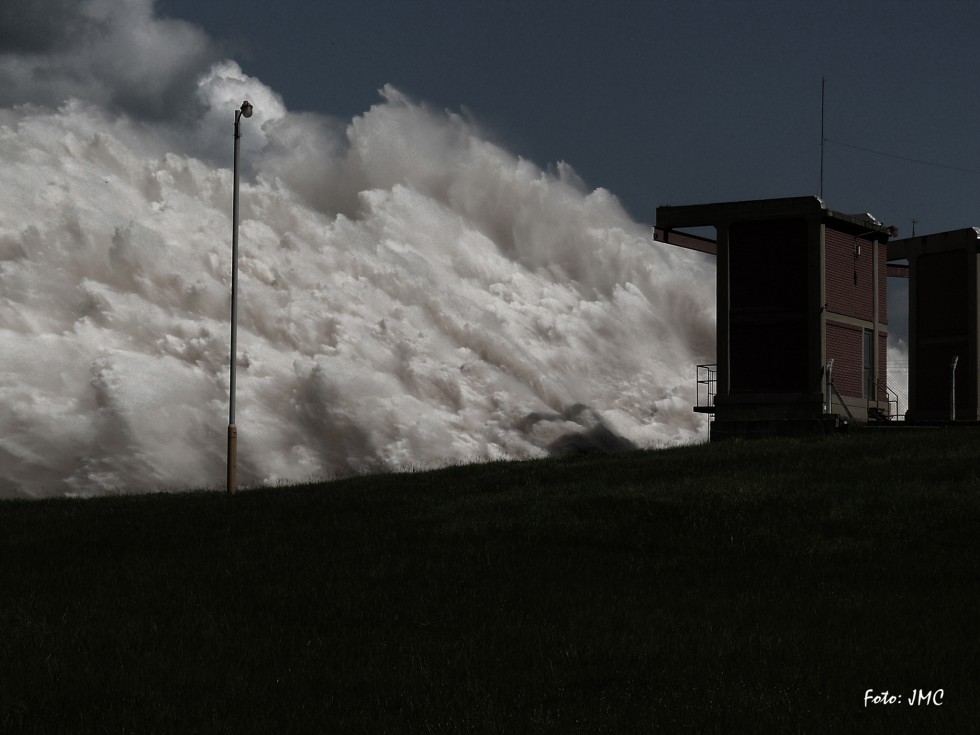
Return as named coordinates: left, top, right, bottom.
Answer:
left=228, top=99, right=253, bottom=495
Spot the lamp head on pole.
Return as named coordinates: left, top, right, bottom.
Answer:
left=240, top=100, right=253, bottom=118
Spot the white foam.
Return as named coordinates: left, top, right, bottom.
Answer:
left=0, top=69, right=714, bottom=498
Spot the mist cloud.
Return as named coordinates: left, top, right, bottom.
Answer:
left=0, top=0, right=219, bottom=122
left=0, top=1, right=715, bottom=497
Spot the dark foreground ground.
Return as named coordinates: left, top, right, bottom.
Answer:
left=2, top=427, right=978, bottom=733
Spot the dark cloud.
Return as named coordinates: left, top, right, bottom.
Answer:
left=0, top=0, right=220, bottom=121
left=0, top=0, right=79, bottom=52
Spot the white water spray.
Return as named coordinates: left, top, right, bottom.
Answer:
left=0, top=8, right=714, bottom=498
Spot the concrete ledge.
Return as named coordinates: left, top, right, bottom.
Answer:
left=713, top=393, right=826, bottom=421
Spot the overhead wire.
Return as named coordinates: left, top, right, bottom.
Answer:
left=824, top=138, right=980, bottom=176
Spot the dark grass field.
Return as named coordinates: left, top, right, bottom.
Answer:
left=2, top=427, right=978, bottom=733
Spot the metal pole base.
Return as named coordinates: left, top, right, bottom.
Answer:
left=227, top=424, right=237, bottom=495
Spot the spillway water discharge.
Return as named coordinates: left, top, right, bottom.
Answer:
left=0, top=47, right=714, bottom=497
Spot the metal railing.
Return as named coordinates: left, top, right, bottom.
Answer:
left=825, top=359, right=855, bottom=423
left=827, top=360, right=900, bottom=423
left=869, top=377, right=900, bottom=421
left=828, top=379, right=856, bottom=423
left=695, top=364, right=717, bottom=413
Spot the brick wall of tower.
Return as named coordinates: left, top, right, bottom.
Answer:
left=826, top=228, right=876, bottom=321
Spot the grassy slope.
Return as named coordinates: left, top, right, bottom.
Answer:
left=1, top=428, right=978, bottom=733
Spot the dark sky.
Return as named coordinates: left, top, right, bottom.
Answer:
left=157, top=0, right=980, bottom=236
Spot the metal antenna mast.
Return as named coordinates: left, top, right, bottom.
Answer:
left=820, top=77, right=826, bottom=199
